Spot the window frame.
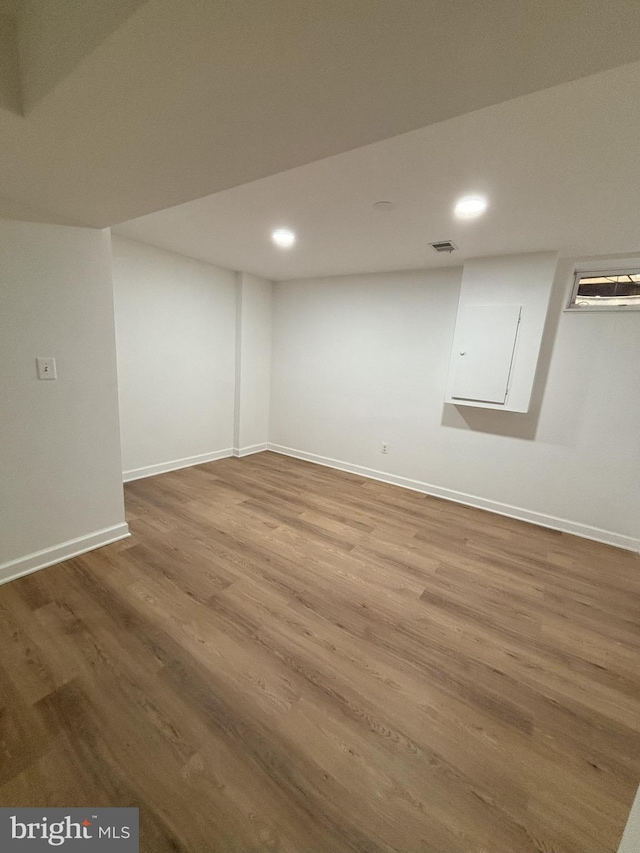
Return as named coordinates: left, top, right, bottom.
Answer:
left=566, top=266, right=640, bottom=312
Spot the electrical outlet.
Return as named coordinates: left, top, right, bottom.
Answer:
left=380, top=442, right=389, bottom=454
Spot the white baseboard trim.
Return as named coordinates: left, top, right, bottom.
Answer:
left=267, top=444, right=639, bottom=553
left=0, top=523, right=131, bottom=587
left=123, top=448, right=234, bottom=482
left=233, top=443, right=269, bottom=458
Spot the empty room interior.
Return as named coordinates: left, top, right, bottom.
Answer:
left=2, top=2, right=640, bottom=851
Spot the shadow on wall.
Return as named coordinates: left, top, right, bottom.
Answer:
left=441, top=259, right=570, bottom=441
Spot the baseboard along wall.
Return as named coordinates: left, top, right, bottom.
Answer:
left=0, top=523, right=130, bottom=586
left=123, top=448, right=234, bottom=482
left=123, top=444, right=270, bottom=482
left=233, top=443, right=269, bottom=458
left=5, top=440, right=635, bottom=589
left=267, top=444, right=640, bottom=554
left=125, top=442, right=639, bottom=552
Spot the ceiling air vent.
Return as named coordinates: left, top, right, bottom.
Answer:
left=429, top=240, right=458, bottom=253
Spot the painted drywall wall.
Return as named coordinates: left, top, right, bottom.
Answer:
left=234, top=272, right=273, bottom=454
left=0, top=220, right=127, bottom=574
left=618, top=785, right=640, bottom=853
left=112, top=236, right=236, bottom=479
left=269, top=262, right=640, bottom=549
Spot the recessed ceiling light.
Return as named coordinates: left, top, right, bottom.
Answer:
left=454, top=195, right=488, bottom=219
left=271, top=227, right=296, bottom=248
left=373, top=200, right=395, bottom=212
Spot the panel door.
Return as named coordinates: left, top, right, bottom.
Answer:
left=450, top=304, right=521, bottom=404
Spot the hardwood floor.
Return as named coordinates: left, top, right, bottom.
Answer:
left=1, top=451, right=639, bottom=852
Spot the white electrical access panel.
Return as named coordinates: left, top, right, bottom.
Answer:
left=449, top=304, right=521, bottom=405
left=444, top=253, right=558, bottom=413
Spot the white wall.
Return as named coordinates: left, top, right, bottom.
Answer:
left=270, top=262, right=640, bottom=549
left=234, top=272, right=273, bottom=454
left=0, top=220, right=127, bottom=578
left=618, top=786, right=640, bottom=853
left=112, top=236, right=237, bottom=479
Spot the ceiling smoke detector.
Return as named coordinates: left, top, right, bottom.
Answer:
left=429, top=240, right=458, bottom=253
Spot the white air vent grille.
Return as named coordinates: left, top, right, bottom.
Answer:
left=430, top=240, right=458, bottom=253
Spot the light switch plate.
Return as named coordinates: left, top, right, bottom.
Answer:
left=36, top=357, right=57, bottom=380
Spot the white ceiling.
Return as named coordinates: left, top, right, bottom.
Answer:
left=1, top=0, right=640, bottom=228
left=114, top=61, right=640, bottom=280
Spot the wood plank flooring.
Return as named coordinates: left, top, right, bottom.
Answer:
left=1, top=451, right=639, bottom=852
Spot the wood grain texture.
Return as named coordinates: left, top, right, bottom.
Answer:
left=1, top=451, right=639, bottom=852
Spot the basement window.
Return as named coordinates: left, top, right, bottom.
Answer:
left=567, top=269, right=640, bottom=311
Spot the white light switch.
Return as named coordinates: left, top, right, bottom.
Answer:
left=36, top=357, right=57, bottom=380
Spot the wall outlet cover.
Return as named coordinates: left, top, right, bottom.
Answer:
left=36, top=357, right=57, bottom=380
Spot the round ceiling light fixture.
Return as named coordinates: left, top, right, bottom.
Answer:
left=454, top=195, right=488, bottom=220
left=373, top=200, right=395, bottom=212
left=271, top=227, right=296, bottom=248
